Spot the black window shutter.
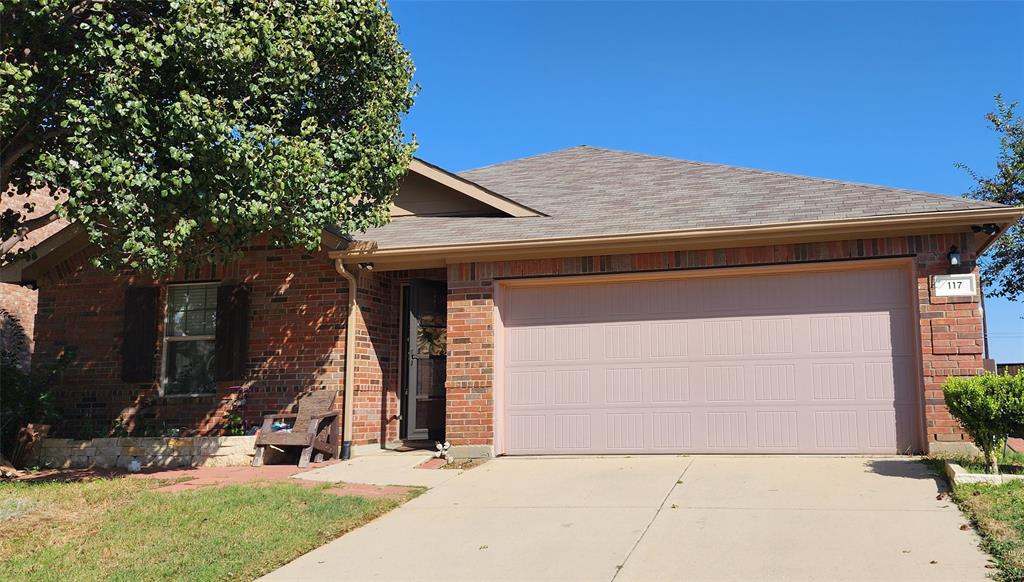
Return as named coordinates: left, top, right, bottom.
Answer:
left=121, top=286, right=159, bottom=382
left=215, top=284, right=250, bottom=381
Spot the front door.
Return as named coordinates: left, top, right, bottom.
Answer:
left=402, top=280, right=447, bottom=441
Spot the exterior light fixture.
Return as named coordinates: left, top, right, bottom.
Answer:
left=947, top=246, right=961, bottom=267
left=358, top=262, right=374, bottom=271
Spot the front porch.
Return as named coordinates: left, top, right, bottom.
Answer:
left=349, top=268, right=453, bottom=450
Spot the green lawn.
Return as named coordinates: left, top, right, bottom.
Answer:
left=952, top=480, right=1024, bottom=582
left=925, top=448, right=1024, bottom=475
left=0, top=476, right=409, bottom=581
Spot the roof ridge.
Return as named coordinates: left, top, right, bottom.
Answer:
left=572, top=146, right=1002, bottom=205
left=458, top=145, right=594, bottom=174
left=463, top=145, right=1005, bottom=209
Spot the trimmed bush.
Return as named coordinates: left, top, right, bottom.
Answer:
left=943, top=372, right=1024, bottom=474
left=1008, top=372, right=1024, bottom=439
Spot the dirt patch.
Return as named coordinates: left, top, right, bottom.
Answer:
left=443, top=458, right=487, bottom=471
left=143, top=461, right=338, bottom=492
left=323, top=483, right=416, bottom=499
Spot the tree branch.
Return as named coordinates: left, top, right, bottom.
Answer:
left=0, top=127, right=69, bottom=187
left=0, top=209, right=61, bottom=255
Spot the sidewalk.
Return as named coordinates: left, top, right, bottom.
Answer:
left=293, top=445, right=463, bottom=488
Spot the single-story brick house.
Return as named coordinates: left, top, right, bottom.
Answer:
left=3, top=146, right=1022, bottom=458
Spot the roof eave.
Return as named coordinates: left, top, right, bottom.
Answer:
left=331, top=206, right=1024, bottom=270
left=0, top=223, right=86, bottom=283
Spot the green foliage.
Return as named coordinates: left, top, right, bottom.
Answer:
left=950, top=480, right=1024, bottom=582
left=108, top=418, right=130, bottom=438
left=0, top=348, right=73, bottom=459
left=1, top=0, right=416, bottom=274
left=1006, top=372, right=1024, bottom=439
left=221, top=410, right=244, bottom=436
left=943, top=372, right=1024, bottom=473
left=959, top=95, right=1024, bottom=301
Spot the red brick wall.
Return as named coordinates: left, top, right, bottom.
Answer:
left=350, top=268, right=448, bottom=444
left=0, top=282, right=37, bottom=368
left=445, top=232, right=985, bottom=452
left=34, top=245, right=357, bottom=439
left=34, top=244, right=448, bottom=445
left=350, top=269, right=398, bottom=444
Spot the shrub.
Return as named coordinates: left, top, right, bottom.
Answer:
left=943, top=372, right=1024, bottom=474
left=1008, top=372, right=1024, bottom=439
left=0, top=349, right=74, bottom=460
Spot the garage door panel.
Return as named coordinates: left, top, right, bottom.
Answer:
left=652, top=412, right=692, bottom=448
left=649, top=321, right=689, bottom=357
left=553, top=414, right=591, bottom=450
left=502, top=267, right=919, bottom=455
left=649, top=367, right=691, bottom=402
left=753, top=364, right=797, bottom=401
left=755, top=411, right=801, bottom=448
left=508, top=370, right=547, bottom=406
left=552, top=369, right=591, bottom=405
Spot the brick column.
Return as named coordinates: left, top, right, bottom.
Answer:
left=916, top=256, right=985, bottom=454
left=444, top=266, right=496, bottom=457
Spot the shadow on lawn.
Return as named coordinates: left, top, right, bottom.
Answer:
left=7, top=467, right=125, bottom=484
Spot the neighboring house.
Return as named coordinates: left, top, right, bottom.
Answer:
left=0, top=188, right=67, bottom=369
left=1, top=147, right=1021, bottom=455
left=998, top=363, right=1023, bottom=375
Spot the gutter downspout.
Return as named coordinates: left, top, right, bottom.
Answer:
left=335, top=259, right=358, bottom=460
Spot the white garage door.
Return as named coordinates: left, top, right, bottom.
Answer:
left=499, top=266, right=920, bottom=455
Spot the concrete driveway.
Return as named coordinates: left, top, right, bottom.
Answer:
left=261, top=456, right=991, bottom=582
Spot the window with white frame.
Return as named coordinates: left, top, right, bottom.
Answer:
left=163, top=283, right=218, bottom=395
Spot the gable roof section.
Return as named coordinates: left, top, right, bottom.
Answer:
left=344, top=146, right=1020, bottom=261
left=0, top=158, right=540, bottom=282
left=403, top=158, right=543, bottom=218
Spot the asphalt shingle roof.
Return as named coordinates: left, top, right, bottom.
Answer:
left=361, top=146, right=1007, bottom=249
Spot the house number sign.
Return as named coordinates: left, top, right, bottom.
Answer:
left=933, top=273, right=977, bottom=297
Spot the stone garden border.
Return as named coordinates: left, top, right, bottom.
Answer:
left=31, top=436, right=256, bottom=470
left=944, top=461, right=1024, bottom=488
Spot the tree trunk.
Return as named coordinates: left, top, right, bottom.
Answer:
left=986, top=445, right=1001, bottom=475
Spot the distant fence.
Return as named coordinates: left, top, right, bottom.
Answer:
left=997, top=363, right=1023, bottom=375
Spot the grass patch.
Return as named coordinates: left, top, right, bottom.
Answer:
left=952, top=481, right=1024, bottom=582
left=925, top=448, right=1024, bottom=475
left=0, top=477, right=406, bottom=581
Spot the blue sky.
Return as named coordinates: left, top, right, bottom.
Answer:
left=390, top=1, right=1024, bottom=362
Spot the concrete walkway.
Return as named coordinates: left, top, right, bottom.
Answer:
left=292, top=447, right=462, bottom=488
left=262, top=456, right=991, bottom=582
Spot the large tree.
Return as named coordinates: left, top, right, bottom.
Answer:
left=0, top=0, right=415, bottom=273
left=960, top=95, right=1024, bottom=301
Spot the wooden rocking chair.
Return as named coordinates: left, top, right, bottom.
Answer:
left=252, top=390, right=340, bottom=467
